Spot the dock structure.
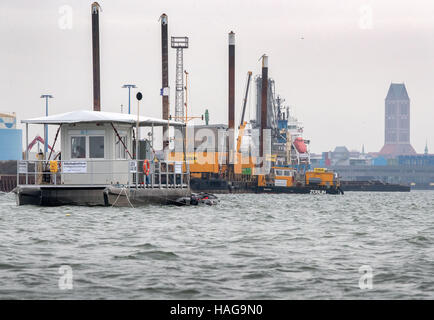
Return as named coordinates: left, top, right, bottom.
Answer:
left=14, top=110, right=190, bottom=206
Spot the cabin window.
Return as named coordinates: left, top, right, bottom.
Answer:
left=115, top=136, right=127, bottom=159
left=276, top=170, right=283, bottom=176
left=89, top=136, right=105, bottom=158
left=71, top=136, right=86, bottom=159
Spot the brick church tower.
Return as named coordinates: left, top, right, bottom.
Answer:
left=379, top=83, right=416, bottom=157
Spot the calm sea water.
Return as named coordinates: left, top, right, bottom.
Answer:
left=0, top=190, right=433, bottom=299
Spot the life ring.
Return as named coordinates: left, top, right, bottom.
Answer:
left=143, top=159, right=150, bottom=176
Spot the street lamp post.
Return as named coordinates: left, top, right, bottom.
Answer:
left=40, top=94, right=53, bottom=159
left=122, top=84, right=137, bottom=114
left=136, top=92, right=143, bottom=189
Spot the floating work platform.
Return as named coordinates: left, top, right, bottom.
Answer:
left=15, top=157, right=191, bottom=207
left=15, top=110, right=192, bottom=207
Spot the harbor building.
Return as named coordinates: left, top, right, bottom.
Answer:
left=309, top=82, right=434, bottom=189
left=0, top=112, right=22, bottom=161
left=311, top=145, right=434, bottom=189
left=379, top=83, right=416, bottom=157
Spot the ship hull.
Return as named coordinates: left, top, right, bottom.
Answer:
left=13, top=185, right=191, bottom=207
left=255, top=185, right=341, bottom=194
left=340, top=181, right=410, bottom=192
left=191, top=178, right=342, bottom=195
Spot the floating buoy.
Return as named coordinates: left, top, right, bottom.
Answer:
left=66, top=214, right=70, bottom=216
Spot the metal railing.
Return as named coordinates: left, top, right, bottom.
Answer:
left=16, top=159, right=190, bottom=189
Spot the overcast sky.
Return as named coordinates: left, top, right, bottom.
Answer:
left=1, top=0, right=434, bottom=153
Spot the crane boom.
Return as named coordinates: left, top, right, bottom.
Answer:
left=234, top=71, right=253, bottom=174
left=240, top=71, right=252, bottom=126
left=236, top=71, right=253, bottom=157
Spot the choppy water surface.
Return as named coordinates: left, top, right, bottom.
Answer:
left=0, top=191, right=434, bottom=299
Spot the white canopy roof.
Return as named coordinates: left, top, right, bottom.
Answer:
left=21, top=110, right=185, bottom=127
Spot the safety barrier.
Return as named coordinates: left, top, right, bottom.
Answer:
left=16, top=159, right=190, bottom=189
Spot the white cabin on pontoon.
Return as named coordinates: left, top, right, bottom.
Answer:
left=21, top=110, right=185, bottom=185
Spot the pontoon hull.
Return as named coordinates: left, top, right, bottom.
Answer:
left=13, top=185, right=191, bottom=207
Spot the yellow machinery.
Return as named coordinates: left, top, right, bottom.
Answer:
left=272, top=166, right=294, bottom=187
left=169, top=151, right=226, bottom=176
left=271, top=166, right=338, bottom=188
left=305, top=170, right=337, bottom=186
left=170, top=70, right=255, bottom=180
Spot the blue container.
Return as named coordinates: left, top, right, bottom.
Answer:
left=0, top=129, right=22, bottom=160
left=372, top=156, right=387, bottom=166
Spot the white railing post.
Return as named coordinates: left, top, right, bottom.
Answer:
left=159, top=162, right=162, bottom=189
left=173, top=162, right=176, bottom=188
left=166, top=162, right=169, bottom=189
left=136, top=159, right=138, bottom=189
